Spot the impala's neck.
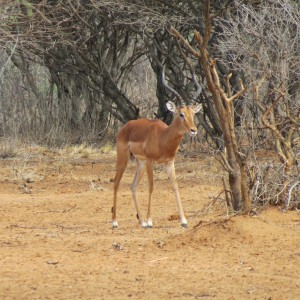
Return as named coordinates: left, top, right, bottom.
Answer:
left=162, top=116, right=186, bottom=155
left=168, top=115, right=187, bottom=137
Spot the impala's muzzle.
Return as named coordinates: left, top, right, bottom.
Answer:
left=190, top=128, right=197, bottom=136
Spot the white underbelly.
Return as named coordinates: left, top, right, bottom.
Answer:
left=128, top=141, right=146, bottom=160
left=133, top=154, right=147, bottom=160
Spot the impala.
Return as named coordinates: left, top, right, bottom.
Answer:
left=112, top=67, right=202, bottom=228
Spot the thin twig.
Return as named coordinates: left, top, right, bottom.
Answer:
left=286, top=181, right=300, bottom=209
left=145, top=257, right=168, bottom=264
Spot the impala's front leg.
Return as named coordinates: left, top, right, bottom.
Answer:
left=131, top=159, right=147, bottom=228
left=146, top=160, right=154, bottom=228
left=166, top=160, right=188, bottom=228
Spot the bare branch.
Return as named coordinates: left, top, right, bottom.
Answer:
left=170, top=27, right=200, bottom=58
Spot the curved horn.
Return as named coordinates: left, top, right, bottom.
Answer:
left=189, top=69, right=202, bottom=106
left=162, top=65, right=184, bottom=107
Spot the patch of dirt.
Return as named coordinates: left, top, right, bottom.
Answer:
left=0, top=149, right=299, bottom=299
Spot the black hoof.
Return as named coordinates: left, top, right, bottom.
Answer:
left=181, top=223, right=188, bottom=229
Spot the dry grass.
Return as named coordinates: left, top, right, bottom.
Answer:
left=0, top=138, right=19, bottom=159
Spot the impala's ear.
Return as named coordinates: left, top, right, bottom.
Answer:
left=166, top=101, right=177, bottom=113
left=193, top=103, right=202, bottom=114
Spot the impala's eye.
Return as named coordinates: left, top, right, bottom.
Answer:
left=179, top=112, right=185, bottom=118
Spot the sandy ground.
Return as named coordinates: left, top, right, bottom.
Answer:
left=0, top=147, right=299, bottom=300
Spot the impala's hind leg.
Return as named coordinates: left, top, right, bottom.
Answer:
left=131, top=159, right=147, bottom=227
left=112, top=146, right=129, bottom=228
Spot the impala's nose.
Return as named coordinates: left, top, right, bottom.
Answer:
left=190, top=128, right=197, bottom=136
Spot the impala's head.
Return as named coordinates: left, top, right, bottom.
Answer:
left=162, top=65, right=202, bottom=136
left=166, top=101, right=202, bottom=136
